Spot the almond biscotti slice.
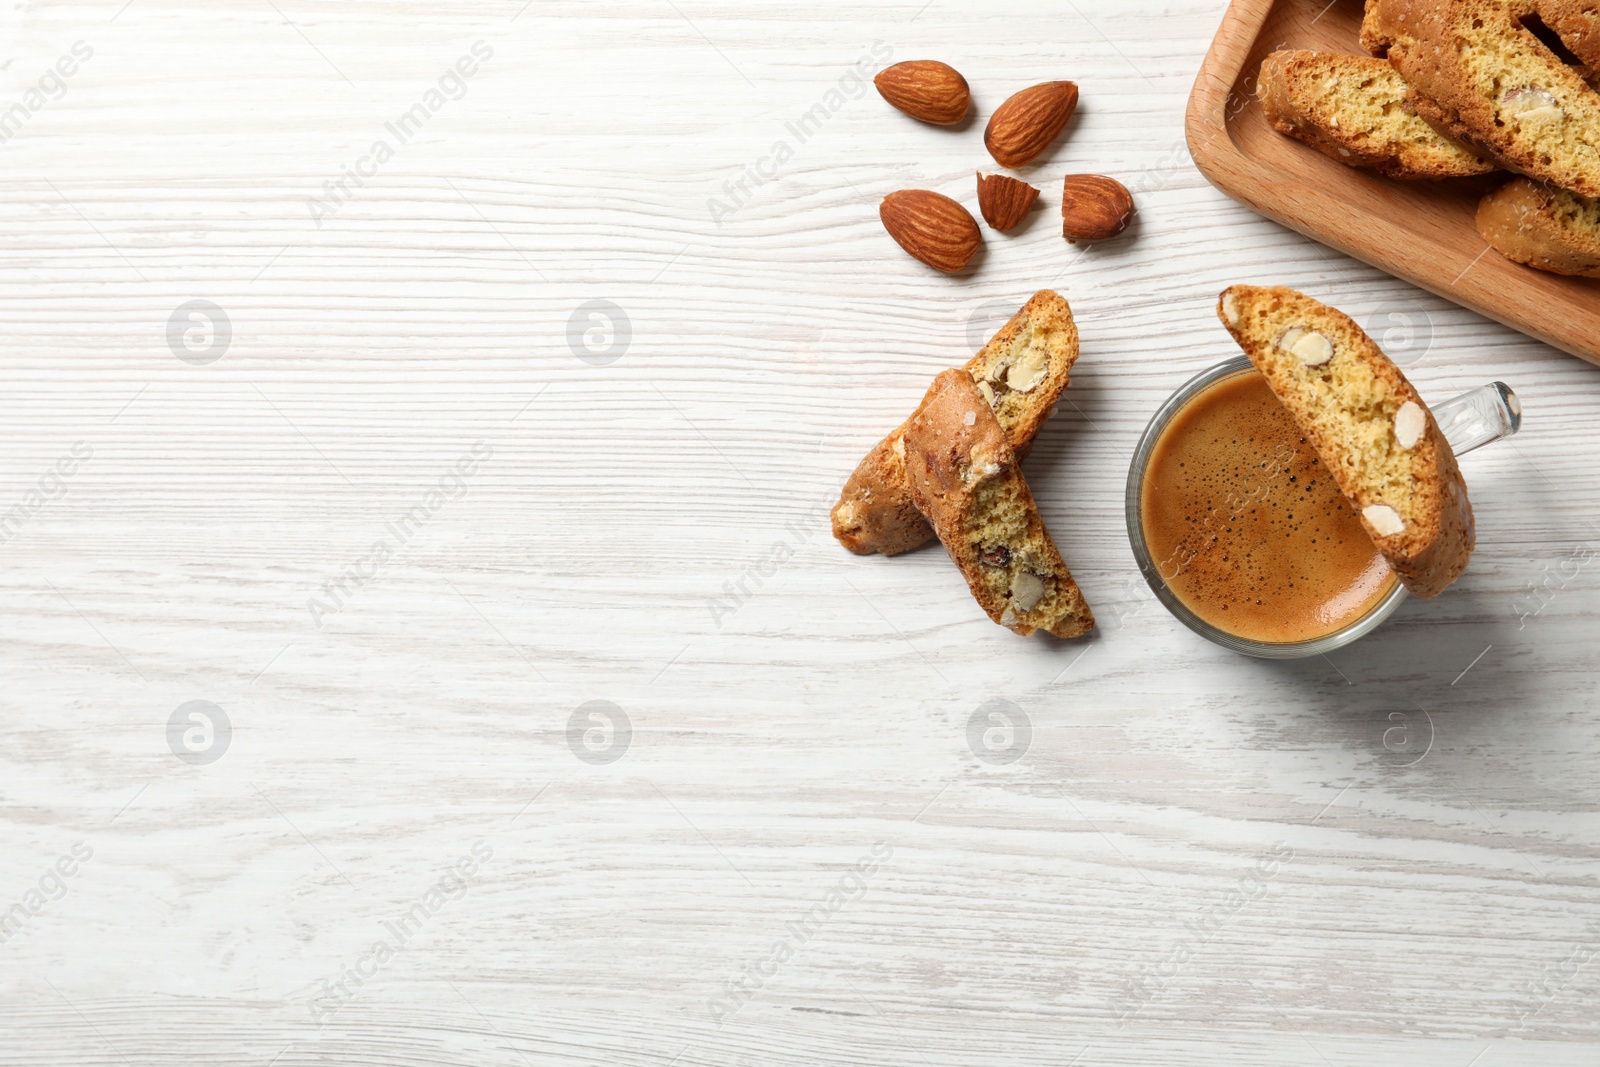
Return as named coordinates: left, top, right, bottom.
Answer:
left=1362, top=0, right=1600, bottom=197
left=1258, top=50, right=1497, bottom=179
left=831, top=289, right=1079, bottom=556
left=1217, top=285, right=1475, bottom=599
left=902, top=369, right=1094, bottom=638
left=1478, top=175, right=1600, bottom=275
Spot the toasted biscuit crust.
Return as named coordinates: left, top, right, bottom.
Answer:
left=902, top=370, right=1094, bottom=638
left=1217, top=285, right=1474, bottom=599
left=831, top=290, right=1079, bottom=555
left=1477, top=175, right=1600, bottom=275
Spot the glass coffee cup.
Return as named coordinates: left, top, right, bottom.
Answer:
left=1126, top=355, right=1521, bottom=659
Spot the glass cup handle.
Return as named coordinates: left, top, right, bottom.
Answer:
left=1431, top=382, right=1522, bottom=457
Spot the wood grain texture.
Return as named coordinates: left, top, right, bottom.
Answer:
left=1188, top=0, right=1600, bottom=365
left=1, top=0, right=1599, bottom=1064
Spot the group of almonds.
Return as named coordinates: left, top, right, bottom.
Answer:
left=874, top=60, right=1135, bottom=273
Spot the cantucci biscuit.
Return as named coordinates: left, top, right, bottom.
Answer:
left=831, top=290, right=1079, bottom=556
left=1217, top=285, right=1474, bottom=598
left=902, top=369, right=1094, bottom=638
left=1258, top=50, right=1497, bottom=179
left=1477, top=175, right=1600, bottom=275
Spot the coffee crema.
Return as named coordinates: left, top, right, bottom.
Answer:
left=1140, top=371, right=1398, bottom=645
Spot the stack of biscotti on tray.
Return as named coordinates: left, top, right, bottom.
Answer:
left=1256, top=0, right=1600, bottom=279
left=831, top=290, right=1095, bottom=638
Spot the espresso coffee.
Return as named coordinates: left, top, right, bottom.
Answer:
left=1140, top=371, right=1398, bottom=644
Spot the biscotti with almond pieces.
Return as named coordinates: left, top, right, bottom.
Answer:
left=1362, top=0, right=1600, bottom=197
left=1477, top=175, right=1600, bottom=275
left=902, top=369, right=1094, bottom=638
left=1217, top=285, right=1475, bottom=599
left=831, top=290, right=1079, bottom=556
left=1258, top=50, right=1498, bottom=179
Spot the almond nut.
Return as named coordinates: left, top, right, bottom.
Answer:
left=1005, top=347, right=1048, bottom=393
left=961, top=450, right=1004, bottom=486
left=984, top=81, right=1079, bottom=168
left=976, top=172, right=1040, bottom=232
left=1394, top=401, right=1426, bottom=450
left=1011, top=571, right=1046, bottom=612
left=1363, top=504, right=1406, bottom=537
left=1501, top=87, right=1563, bottom=123
left=879, top=190, right=981, bottom=273
left=1220, top=290, right=1241, bottom=326
left=874, top=60, right=971, bottom=126
left=1060, top=174, right=1134, bottom=243
left=1277, top=326, right=1333, bottom=366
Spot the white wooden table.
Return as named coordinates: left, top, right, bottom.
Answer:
left=3, top=1, right=1599, bottom=1063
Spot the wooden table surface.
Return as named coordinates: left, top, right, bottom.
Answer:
left=3, top=0, right=1599, bottom=1063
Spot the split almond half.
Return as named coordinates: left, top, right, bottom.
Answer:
left=976, top=172, right=1040, bottom=232
left=1060, top=174, right=1134, bottom=243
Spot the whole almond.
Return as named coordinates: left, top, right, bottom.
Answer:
left=984, top=81, right=1079, bottom=168
left=1060, top=174, right=1134, bottom=243
left=976, top=172, right=1040, bottom=232
left=880, top=190, right=981, bottom=273
left=874, top=60, right=970, bottom=126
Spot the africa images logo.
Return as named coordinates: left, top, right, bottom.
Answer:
left=308, top=841, right=493, bottom=1023
left=0, top=842, right=94, bottom=946
left=705, top=41, right=892, bottom=226
left=0, top=41, right=93, bottom=146
left=707, top=841, right=892, bottom=1025
left=306, top=41, right=494, bottom=227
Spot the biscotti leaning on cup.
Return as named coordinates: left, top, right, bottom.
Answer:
left=1217, top=285, right=1474, bottom=598
left=1361, top=0, right=1600, bottom=198
left=1257, top=50, right=1497, bottom=179
left=1477, top=176, right=1600, bottom=277
left=902, top=369, right=1095, bottom=638
left=831, top=290, right=1080, bottom=556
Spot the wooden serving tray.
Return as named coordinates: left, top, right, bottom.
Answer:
left=1186, top=0, right=1600, bottom=367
